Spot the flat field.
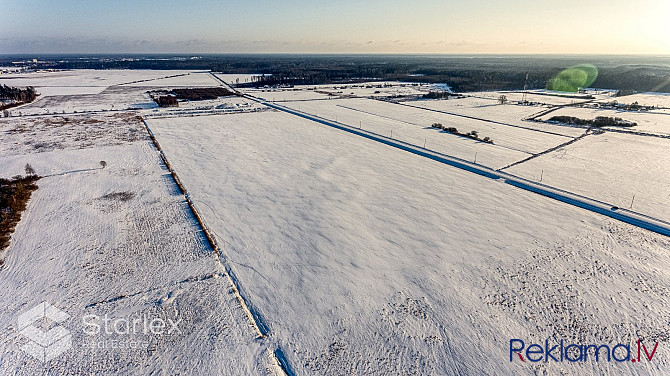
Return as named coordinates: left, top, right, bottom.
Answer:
left=1, top=70, right=669, bottom=375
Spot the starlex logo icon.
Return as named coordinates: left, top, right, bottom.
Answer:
left=510, top=338, right=659, bottom=363
left=17, top=302, right=72, bottom=363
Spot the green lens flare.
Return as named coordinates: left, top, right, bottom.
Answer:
left=546, top=64, right=598, bottom=92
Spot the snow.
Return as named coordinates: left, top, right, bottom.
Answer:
left=240, top=88, right=337, bottom=102
left=604, top=92, right=670, bottom=108
left=403, top=97, right=586, bottom=138
left=468, top=90, right=610, bottom=106
left=0, top=110, right=273, bottom=374
left=238, top=82, right=432, bottom=100
left=4, top=87, right=158, bottom=116
left=279, top=97, right=571, bottom=157
left=505, top=131, right=670, bottom=222
left=539, top=106, right=670, bottom=135
left=121, top=71, right=222, bottom=87
left=147, top=110, right=670, bottom=375
left=2, top=69, right=670, bottom=375
left=0, top=70, right=221, bottom=97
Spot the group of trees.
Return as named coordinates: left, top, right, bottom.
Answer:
left=170, top=87, right=236, bottom=101
left=0, top=85, right=38, bottom=110
left=431, top=123, right=493, bottom=143
left=422, top=91, right=454, bottom=99
left=0, top=170, right=39, bottom=252
left=548, top=115, right=636, bottom=128
left=152, top=87, right=237, bottom=107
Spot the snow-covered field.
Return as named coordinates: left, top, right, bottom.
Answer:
left=121, top=71, right=221, bottom=87
left=280, top=98, right=572, bottom=155
left=467, top=89, right=612, bottom=106
left=5, top=86, right=158, bottom=116
left=0, top=112, right=273, bottom=374
left=602, top=92, right=670, bottom=108
left=539, top=106, right=670, bottom=135
left=239, top=82, right=431, bottom=102
left=1, top=70, right=670, bottom=375
left=147, top=110, right=670, bottom=375
left=506, top=131, right=670, bottom=222
left=0, top=70, right=208, bottom=96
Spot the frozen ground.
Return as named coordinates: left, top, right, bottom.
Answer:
left=0, top=144, right=268, bottom=375
left=4, top=88, right=157, bottom=116
left=0, top=107, right=275, bottom=374
left=1, top=70, right=670, bottom=375
left=121, top=71, right=221, bottom=87
left=505, top=131, right=670, bottom=222
left=279, top=97, right=573, bottom=158
left=538, top=106, right=670, bottom=135
left=148, top=110, right=670, bottom=375
left=404, top=96, right=586, bottom=137
left=601, top=92, right=670, bottom=108
left=0, top=70, right=206, bottom=96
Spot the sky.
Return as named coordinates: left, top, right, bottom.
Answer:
left=2, top=0, right=669, bottom=55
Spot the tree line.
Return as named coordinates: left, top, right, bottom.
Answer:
left=0, top=85, right=37, bottom=103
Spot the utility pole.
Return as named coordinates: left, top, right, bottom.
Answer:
left=522, top=73, right=529, bottom=104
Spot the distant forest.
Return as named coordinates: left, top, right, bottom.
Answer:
left=3, top=55, right=670, bottom=93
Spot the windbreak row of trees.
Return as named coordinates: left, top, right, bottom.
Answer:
left=548, top=115, right=637, bottom=128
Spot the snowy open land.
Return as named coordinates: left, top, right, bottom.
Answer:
left=1, top=70, right=670, bottom=375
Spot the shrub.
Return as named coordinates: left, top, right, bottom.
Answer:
left=423, top=91, right=452, bottom=99
left=155, top=95, right=178, bottom=107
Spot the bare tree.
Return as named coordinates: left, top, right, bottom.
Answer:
left=498, top=95, right=508, bottom=105
left=24, top=163, right=36, bottom=176
left=99, top=161, right=107, bottom=169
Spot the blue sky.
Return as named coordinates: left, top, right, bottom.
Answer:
left=2, top=0, right=669, bottom=54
